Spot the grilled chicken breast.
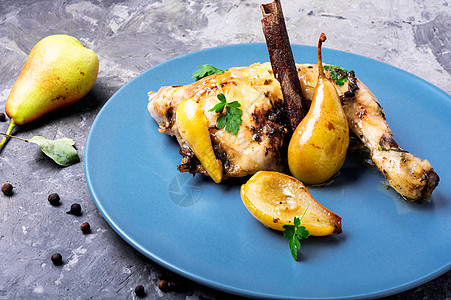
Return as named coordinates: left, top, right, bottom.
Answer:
left=148, top=63, right=289, bottom=178
left=148, top=62, right=439, bottom=199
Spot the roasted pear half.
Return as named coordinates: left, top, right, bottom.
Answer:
left=288, top=33, right=349, bottom=184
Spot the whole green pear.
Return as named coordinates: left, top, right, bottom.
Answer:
left=5, top=34, right=99, bottom=125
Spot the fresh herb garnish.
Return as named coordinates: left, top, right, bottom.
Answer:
left=192, top=64, right=227, bottom=81
left=324, top=64, right=352, bottom=86
left=283, top=203, right=311, bottom=261
left=209, top=78, right=243, bottom=135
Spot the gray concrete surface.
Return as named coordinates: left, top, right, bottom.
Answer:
left=0, top=0, right=450, bottom=299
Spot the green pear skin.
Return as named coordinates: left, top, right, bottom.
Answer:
left=5, top=34, right=99, bottom=125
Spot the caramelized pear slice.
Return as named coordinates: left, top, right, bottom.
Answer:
left=176, top=98, right=223, bottom=183
left=241, top=171, right=342, bottom=236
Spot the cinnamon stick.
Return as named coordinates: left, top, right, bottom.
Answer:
left=261, top=0, right=304, bottom=131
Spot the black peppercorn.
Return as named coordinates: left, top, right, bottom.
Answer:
left=51, top=253, right=63, bottom=265
left=158, top=280, right=169, bottom=292
left=1, top=183, right=13, bottom=196
left=48, top=193, right=60, bottom=206
left=134, top=285, right=145, bottom=297
left=80, top=222, right=91, bottom=234
left=0, top=113, right=6, bottom=122
left=66, top=203, right=82, bottom=216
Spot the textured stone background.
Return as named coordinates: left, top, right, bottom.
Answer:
left=0, top=0, right=450, bottom=299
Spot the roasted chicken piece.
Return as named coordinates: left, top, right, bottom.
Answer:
left=148, top=63, right=289, bottom=179
left=148, top=62, right=439, bottom=199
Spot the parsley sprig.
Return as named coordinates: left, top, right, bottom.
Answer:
left=324, top=64, right=352, bottom=86
left=192, top=64, right=227, bottom=81
left=209, top=78, right=243, bottom=135
left=283, top=203, right=311, bottom=261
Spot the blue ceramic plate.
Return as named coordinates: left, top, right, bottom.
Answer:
left=85, top=44, right=451, bottom=299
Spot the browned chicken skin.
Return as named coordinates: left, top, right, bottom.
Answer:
left=148, top=62, right=439, bottom=199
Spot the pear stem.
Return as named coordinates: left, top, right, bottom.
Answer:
left=0, top=132, right=28, bottom=142
left=0, top=119, right=17, bottom=149
left=318, top=33, right=327, bottom=80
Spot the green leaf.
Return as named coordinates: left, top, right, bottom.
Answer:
left=224, top=106, right=242, bottom=135
left=28, top=135, right=80, bottom=167
left=296, top=226, right=311, bottom=239
left=217, top=93, right=227, bottom=103
left=282, top=204, right=311, bottom=261
left=209, top=102, right=226, bottom=113
left=335, top=77, right=348, bottom=86
left=227, top=106, right=243, bottom=119
left=216, top=114, right=227, bottom=130
left=192, top=64, right=226, bottom=81
left=283, top=225, right=295, bottom=240
left=224, top=116, right=240, bottom=135
left=208, top=77, right=243, bottom=135
left=324, top=65, right=353, bottom=86
left=288, top=236, right=301, bottom=260
left=330, top=71, right=338, bottom=81
left=227, top=101, right=241, bottom=108
left=324, top=64, right=343, bottom=71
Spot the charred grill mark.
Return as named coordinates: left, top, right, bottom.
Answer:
left=250, top=98, right=289, bottom=161
left=344, top=91, right=355, bottom=98
left=212, top=142, right=230, bottom=174
left=177, top=142, right=230, bottom=177
left=220, top=81, right=238, bottom=89
left=376, top=101, right=386, bottom=120
left=251, top=101, right=288, bottom=137
left=380, top=134, right=400, bottom=149
left=252, top=108, right=269, bottom=130
left=177, top=149, right=203, bottom=174
left=166, top=106, right=174, bottom=125
left=347, top=71, right=358, bottom=92
left=253, top=133, right=262, bottom=142
left=340, top=71, right=359, bottom=101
